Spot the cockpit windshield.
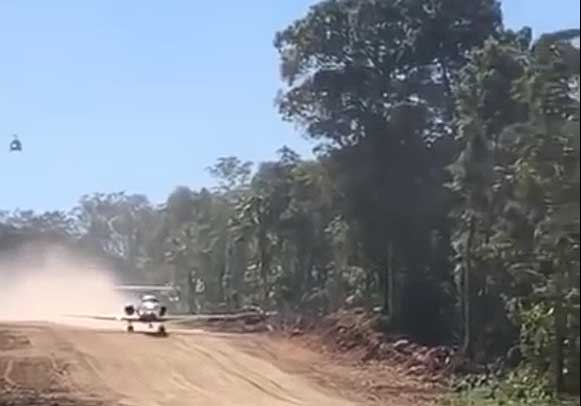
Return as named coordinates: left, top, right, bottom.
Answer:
left=141, top=295, right=159, bottom=303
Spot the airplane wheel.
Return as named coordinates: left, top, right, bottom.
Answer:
left=127, top=325, right=134, bottom=333
left=158, top=325, right=166, bottom=335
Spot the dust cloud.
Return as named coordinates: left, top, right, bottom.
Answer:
left=0, top=243, right=129, bottom=325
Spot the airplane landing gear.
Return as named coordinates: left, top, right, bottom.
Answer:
left=126, top=324, right=134, bottom=333
left=157, top=325, right=166, bottom=336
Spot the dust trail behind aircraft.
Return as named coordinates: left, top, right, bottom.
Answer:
left=0, top=243, right=128, bottom=325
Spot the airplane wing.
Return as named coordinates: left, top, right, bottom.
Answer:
left=65, top=314, right=141, bottom=322
left=159, top=311, right=278, bottom=323
left=158, top=316, right=196, bottom=322
left=115, top=285, right=178, bottom=292
left=67, top=314, right=190, bottom=323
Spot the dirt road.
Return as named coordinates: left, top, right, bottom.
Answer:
left=1, top=322, right=363, bottom=406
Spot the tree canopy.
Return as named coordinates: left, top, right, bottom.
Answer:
left=2, top=2, right=579, bottom=403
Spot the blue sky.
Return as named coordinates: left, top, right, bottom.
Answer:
left=1, top=1, right=579, bottom=212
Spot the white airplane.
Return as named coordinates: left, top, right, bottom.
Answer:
left=69, top=285, right=186, bottom=335
left=68, top=284, right=273, bottom=335
left=122, top=293, right=171, bottom=334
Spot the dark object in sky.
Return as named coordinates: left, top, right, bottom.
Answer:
left=9, top=135, right=22, bottom=152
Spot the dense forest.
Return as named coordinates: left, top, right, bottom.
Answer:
left=2, top=1, right=579, bottom=404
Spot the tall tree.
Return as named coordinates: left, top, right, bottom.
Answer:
left=74, top=192, right=158, bottom=275
left=448, top=29, right=531, bottom=358
left=501, top=28, right=580, bottom=395
left=274, top=0, right=501, bottom=341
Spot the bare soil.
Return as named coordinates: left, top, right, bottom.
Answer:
left=0, top=324, right=108, bottom=405
left=0, top=320, right=440, bottom=406
left=0, top=245, right=441, bottom=405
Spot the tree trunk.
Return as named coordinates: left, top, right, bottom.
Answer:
left=463, top=216, right=476, bottom=358
left=187, top=272, right=196, bottom=314
left=553, top=270, right=566, bottom=397
left=364, top=256, right=373, bottom=310
left=389, top=243, right=396, bottom=319
left=440, top=59, right=454, bottom=122
left=298, top=239, right=312, bottom=293
left=258, top=228, right=269, bottom=305
left=306, top=252, right=315, bottom=291
left=384, top=242, right=396, bottom=322
left=230, top=238, right=246, bottom=310
left=223, top=237, right=232, bottom=310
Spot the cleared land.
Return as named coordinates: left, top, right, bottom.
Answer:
left=0, top=319, right=438, bottom=406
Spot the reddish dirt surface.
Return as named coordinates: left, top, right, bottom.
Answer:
left=0, top=320, right=441, bottom=406
left=274, top=310, right=452, bottom=405
left=237, top=334, right=441, bottom=406
left=0, top=247, right=441, bottom=405
left=0, top=324, right=107, bottom=405
left=0, top=320, right=442, bottom=406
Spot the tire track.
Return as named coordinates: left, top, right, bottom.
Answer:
left=173, top=336, right=302, bottom=404
left=2, top=358, right=16, bottom=387
left=20, top=324, right=360, bottom=406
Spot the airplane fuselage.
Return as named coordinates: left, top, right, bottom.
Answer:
left=136, top=300, right=162, bottom=322
left=124, top=295, right=168, bottom=334
left=137, top=311, right=160, bottom=323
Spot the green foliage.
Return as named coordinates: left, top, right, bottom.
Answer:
left=449, top=20, right=580, bottom=400
left=273, top=0, right=504, bottom=343
left=2, top=3, right=579, bottom=402
left=515, top=303, right=555, bottom=371
left=446, top=365, right=576, bottom=406
left=207, top=156, right=253, bottom=194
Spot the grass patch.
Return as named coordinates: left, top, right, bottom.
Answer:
left=441, top=366, right=580, bottom=406
left=440, top=387, right=579, bottom=406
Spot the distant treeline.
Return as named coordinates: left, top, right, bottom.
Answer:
left=2, top=0, right=579, bottom=402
